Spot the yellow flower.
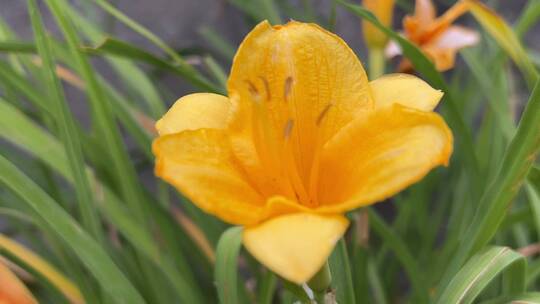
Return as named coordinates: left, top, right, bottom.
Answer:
left=0, top=260, right=37, bottom=304
left=153, top=21, right=453, bottom=284
left=386, top=0, right=479, bottom=71
left=362, top=0, right=395, bottom=49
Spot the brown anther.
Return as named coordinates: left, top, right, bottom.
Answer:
left=316, top=103, right=333, bottom=126
left=246, top=80, right=260, bottom=100
left=284, top=76, right=293, bottom=101
left=283, top=119, right=294, bottom=139
left=258, top=76, right=271, bottom=101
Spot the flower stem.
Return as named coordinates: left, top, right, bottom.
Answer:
left=307, top=261, right=332, bottom=294
left=368, top=47, right=385, bottom=79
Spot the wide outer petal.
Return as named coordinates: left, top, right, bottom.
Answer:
left=243, top=213, right=348, bottom=284
left=153, top=129, right=265, bottom=225
left=316, top=104, right=453, bottom=212
left=369, top=73, right=443, bottom=111
left=155, top=93, right=230, bottom=136
left=227, top=20, right=372, bottom=195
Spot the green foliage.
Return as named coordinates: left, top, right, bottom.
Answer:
left=0, top=0, right=538, bottom=303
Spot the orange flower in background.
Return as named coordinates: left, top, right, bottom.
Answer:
left=386, top=0, right=479, bottom=71
left=153, top=21, right=453, bottom=283
left=0, top=260, right=37, bottom=304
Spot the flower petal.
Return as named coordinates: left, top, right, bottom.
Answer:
left=316, top=104, right=452, bottom=212
left=227, top=21, right=372, bottom=195
left=243, top=213, right=348, bottom=284
left=155, top=93, right=230, bottom=136
left=423, top=47, right=457, bottom=71
left=428, top=25, right=479, bottom=51
left=369, top=73, right=443, bottom=111
left=414, top=0, right=437, bottom=24
left=0, top=260, right=37, bottom=304
left=153, top=129, right=265, bottom=225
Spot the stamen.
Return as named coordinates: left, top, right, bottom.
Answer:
left=258, top=76, right=271, bottom=101
left=246, top=80, right=261, bottom=101
left=284, top=76, right=293, bottom=101
left=316, top=103, right=333, bottom=126
left=283, top=119, right=294, bottom=139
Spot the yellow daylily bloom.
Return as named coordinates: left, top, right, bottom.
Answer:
left=362, top=0, right=396, bottom=49
left=153, top=21, right=453, bottom=284
left=0, top=259, right=37, bottom=304
left=386, top=0, right=479, bottom=71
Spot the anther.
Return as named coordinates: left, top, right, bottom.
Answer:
left=283, top=119, right=294, bottom=139
left=258, top=76, right=271, bottom=101
left=246, top=80, right=260, bottom=101
left=316, top=103, right=333, bottom=126
left=284, top=77, right=293, bottom=101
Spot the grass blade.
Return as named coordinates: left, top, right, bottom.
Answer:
left=329, top=239, right=356, bottom=304
left=0, top=40, right=35, bottom=53
left=27, top=0, right=102, bottom=241
left=436, top=79, right=540, bottom=298
left=83, top=37, right=221, bottom=93
left=368, top=209, right=427, bottom=303
left=0, top=154, right=145, bottom=304
left=215, top=227, right=244, bottom=304
left=436, top=247, right=526, bottom=304
left=466, top=0, right=538, bottom=87
left=0, top=234, right=84, bottom=304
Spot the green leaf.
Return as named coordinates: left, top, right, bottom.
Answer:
left=368, top=209, right=427, bottom=303
left=256, top=270, right=277, bottom=304
left=436, top=247, right=526, bottom=304
left=437, top=79, right=540, bottom=298
left=44, top=0, right=151, bottom=234
left=0, top=40, right=35, bottom=53
left=28, top=0, right=102, bottom=241
left=83, top=37, right=221, bottom=93
left=467, top=0, right=538, bottom=87
left=199, top=27, right=236, bottom=60
left=515, top=0, right=540, bottom=38
left=215, top=227, right=244, bottom=304
left=0, top=98, right=204, bottom=304
left=0, top=154, right=146, bottom=304
left=329, top=239, right=356, bottom=304
left=480, top=292, right=540, bottom=304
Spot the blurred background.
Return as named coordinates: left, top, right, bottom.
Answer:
left=2, top=0, right=538, bottom=101
left=0, top=1, right=539, bottom=303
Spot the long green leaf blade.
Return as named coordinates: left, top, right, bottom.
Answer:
left=0, top=154, right=145, bottom=304
left=436, top=247, right=526, bottom=304
left=27, top=0, right=102, bottom=241
left=215, top=227, right=244, bottom=304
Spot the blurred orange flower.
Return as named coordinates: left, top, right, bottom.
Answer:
left=0, top=260, right=37, bottom=304
left=153, top=21, right=453, bottom=284
left=386, top=0, right=479, bottom=71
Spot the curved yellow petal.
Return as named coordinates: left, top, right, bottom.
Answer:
left=227, top=21, right=372, bottom=196
left=369, top=73, right=443, bottom=111
left=155, top=93, right=230, bottom=136
left=0, top=260, right=37, bottom=304
left=316, top=104, right=452, bottom=212
left=0, top=234, right=83, bottom=304
left=153, top=129, right=265, bottom=225
left=243, top=213, right=348, bottom=284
